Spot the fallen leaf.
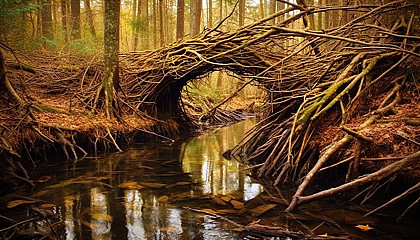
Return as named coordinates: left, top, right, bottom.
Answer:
left=236, top=208, right=249, bottom=216
left=202, top=209, right=217, bottom=214
left=230, top=200, right=245, bottom=209
left=7, top=200, right=39, bottom=208
left=36, top=176, right=52, bottom=183
left=118, top=181, right=143, bottom=190
left=91, top=213, right=113, bottom=222
left=211, top=196, right=227, bottom=206
left=250, top=204, right=277, bottom=217
left=221, top=196, right=231, bottom=202
left=30, top=190, right=50, bottom=198
left=157, top=195, right=169, bottom=202
left=215, top=209, right=237, bottom=214
left=355, top=224, right=373, bottom=231
left=40, top=203, right=55, bottom=209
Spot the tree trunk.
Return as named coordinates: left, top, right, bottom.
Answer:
left=140, top=0, right=149, bottom=49
left=85, top=0, right=96, bottom=37
left=61, top=0, right=69, bottom=42
left=158, top=0, right=164, bottom=46
left=238, top=0, right=245, bottom=27
left=70, top=0, right=81, bottom=39
left=190, top=0, right=202, bottom=37
left=208, top=0, right=213, bottom=28
left=103, top=0, right=120, bottom=119
left=176, top=0, right=185, bottom=40
left=152, top=0, right=157, bottom=48
left=131, top=0, right=138, bottom=50
left=259, top=0, right=264, bottom=19
left=269, top=0, right=276, bottom=24
left=41, top=0, right=54, bottom=40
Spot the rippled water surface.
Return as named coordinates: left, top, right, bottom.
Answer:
left=19, top=118, right=420, bottom=240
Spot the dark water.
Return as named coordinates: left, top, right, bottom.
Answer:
left=7, top=118, right=420, bottom=239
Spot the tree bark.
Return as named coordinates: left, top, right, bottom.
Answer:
left=158, top=0, right=164, bottom=46
left=85, top=0, right=96, bottom=37
left=140, top=0, right=149, bottom=49
left=208, top=0, right=213, bottom=28
left=131, top=0, right=138, bottom=50
left=269, top=0, right=276, bottom=24
left=176, top=0, right=185, bottom=40
left=238, top=0, right=245, bottom=27
left=152, top=0, right=157, bottom=48
left=103, top=0, right=120, bottom=118
left=61, top=0, right=69, bottom=42
left=190, top=0, right=202, bottom=37
left=41, top=0, right=54, bottom=40
left=70, top=0, right=81, bottom=39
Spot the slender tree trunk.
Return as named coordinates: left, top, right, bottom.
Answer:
left=153, top=0, right=157, bottom=48
left=176, top=0, right=185, bottom=40
left=41, top=0, right=54, bottom=40
left=238, top=0, right=244, bottom=27
left=61, top=0, right=69, bottom=42
left=190, top=0, right=202, bottom=37
left=259, top=0, right=264, bottom=19
left=158, top=0, right=164, bottom=46
left=131, top=0, right=138, bottom=50
left=140, top=0, right=149, bottom=49
left=102, top=0, right=120, bottom=118
left=208, top=0, right=213, bottom=28
left=70, top=0, right=81, bottom=39
left=85, top=0, right=96, bottom=37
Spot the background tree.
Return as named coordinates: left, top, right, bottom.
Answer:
left=101, top=0, right=120, bottom=118
left=176, top=0, right=185, bottom=40
left=61, top=0, right=69, bottom=42
left=85, top=0, right=96, bottom=37
left=190, top=0, right=202, bottom=37
left=70, top=0, right=81, bottom=39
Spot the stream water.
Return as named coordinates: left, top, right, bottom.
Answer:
left=6, top=118, right=420, bottom=239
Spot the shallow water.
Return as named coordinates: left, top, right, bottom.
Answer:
left=7, top=118, right=420, bottom=239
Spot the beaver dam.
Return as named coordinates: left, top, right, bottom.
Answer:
left=0, top=0, right=419, bottom=239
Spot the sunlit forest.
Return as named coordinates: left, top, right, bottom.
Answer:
left=1, top=0, right=419, bottom=239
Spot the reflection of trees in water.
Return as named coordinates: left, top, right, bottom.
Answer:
left=47, top=121, right=260, bottom=239
left=181, top=119, right=262, bottom=200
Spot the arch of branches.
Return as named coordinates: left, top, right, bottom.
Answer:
left=115, top=1, right=420, bottom=213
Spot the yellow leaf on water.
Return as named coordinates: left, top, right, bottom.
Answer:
left=215, top=209, right=237, bottom=214
left=7, top=200, right=39, bottom=208
left=157, top=195, right=169, bottom=202
left=355, top=224, right=373, bottom=231
left=118, top=181, right=143, bottom=190
left=211, top=196, right=227, bottom=206
left=30, top=190, right=50, bottom=198
left=40, top=203, right=55, bottom=209
left=250, top=204, right=277, bottom=217
left=202, top=209, right=217, bottom=214
left=230, top=200, right=244, bottom=209
left=221, top=196, right=231, bottom=202
left=36, top=175, right=52, bottom=183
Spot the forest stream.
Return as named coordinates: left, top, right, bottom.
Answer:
left=1, top=118, right=419, bottom=240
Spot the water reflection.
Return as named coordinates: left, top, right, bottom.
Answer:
left=19, top=117, right=420, bottom=239
left=182, top=118, right=263, bottom=200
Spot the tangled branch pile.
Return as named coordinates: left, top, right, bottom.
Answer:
left=120, top=0, right=420, bottom=213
